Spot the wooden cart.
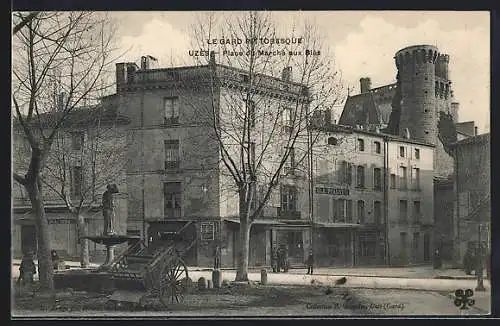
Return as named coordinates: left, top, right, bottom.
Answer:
left=107, top=223, right=196, bottom=308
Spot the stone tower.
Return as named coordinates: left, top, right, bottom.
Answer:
left=394, top=45, right=454, bottom=176
left=395, top=45, right=439, bottom=144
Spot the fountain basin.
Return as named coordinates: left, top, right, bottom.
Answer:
left=53, top=269, right=115, bottom=293
left=84, top=235, right=140, bottom=246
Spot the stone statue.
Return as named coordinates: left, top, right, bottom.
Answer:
left=102, top=184, right=119, bottom=235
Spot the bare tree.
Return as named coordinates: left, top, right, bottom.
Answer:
left=12, top=12, right=117, bottom=289
left=39, top=104, right=130, bottom=267
left=188, top=11, right=345, bottom=281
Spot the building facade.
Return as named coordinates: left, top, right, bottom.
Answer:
left=310, top=122, right=434, bottom=267
left=109, top=55, right=312, bottom=267
left=451, top=133, right=491, bottom=263
left=12, top=106, right=130, bottom=260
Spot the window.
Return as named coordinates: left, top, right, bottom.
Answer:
left=71, top=132, right=84, bottom=151
left=414, top=148, right=420, bottom=160
left=327, top=137, right=338, bottom=145
left=331, top=199, right=338, bottom=222
left=346, top=200, right=353, bottom=223
left=283, top=147, right=295, bottom=175
left=413, top=201, right=421, bottom=223
left=356, top=165, right=365, bottom=187
left=282, top=107, right=292, bottom=132
left=71, top=166, right=83, bottom=197
left=358, top=138, right=365, bottom=151
left=400, top=232, right=408, bottom=253
left=374, top=201, right=382, bottom=225
left=399, top=146, right=405, bottom=158
left=390, top=173, right=396, bottom=189
left=357, top=200, right=365, bottom=223
left=164, top=97, right=179, bottom=125
left=399, top=200, right=408, bottom=223
left=248, top=100, right=256, bottom=128
left=399, top=166, right=407, bottom=190
left=373, top=168, right=382, bottom=191
left=412, top=168, right=420, bottom=190
left=374, top=141, right=381, bottom=154
left=412, top=232, right=420, bottom=261
left=337, top=199, right=346, bottom=222
left=164, top=140, right=180, bottom=169
left=346, top=163, right=353, bottom=186
left=164, top=182, right=182, bottom=218
left=281, top=185, right=297, bottom=212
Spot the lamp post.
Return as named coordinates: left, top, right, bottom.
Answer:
left=475, top=222, right=485, bottom=291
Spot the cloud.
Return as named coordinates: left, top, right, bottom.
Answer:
left=335, top=15, right=490, bottom=133
left=118, top=18, right=193, bottom=67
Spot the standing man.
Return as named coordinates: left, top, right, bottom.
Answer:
left=213, top=244, right=221, bottom=269
left=271, top=246, right=278, bottom=273
left=306, top=249, right=314, bottom=275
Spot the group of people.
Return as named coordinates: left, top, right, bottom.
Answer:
left=16, top=250, right=62, bottom=286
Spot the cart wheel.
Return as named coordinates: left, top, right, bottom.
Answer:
left=159, top=258, right=189, bottom=307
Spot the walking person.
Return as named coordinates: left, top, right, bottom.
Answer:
left=306, top=249, right=314, bottom=275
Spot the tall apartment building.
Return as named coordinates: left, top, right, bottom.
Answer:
left=310, top=121, right=434, bottom=267
left=107, top=54, right=312, bottom=267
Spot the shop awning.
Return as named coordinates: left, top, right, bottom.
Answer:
left=314, top=222, right=364, bottom=228
left=223, top=218, right=286, bottom=226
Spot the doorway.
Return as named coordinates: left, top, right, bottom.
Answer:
left=423, top=233, right=431, bottom=262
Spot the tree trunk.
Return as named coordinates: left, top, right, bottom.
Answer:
left=76, top=213, right=90, bottom=268
left=235, top=189, right=251, bottom=281
left=27, top=180, right=54, bottom=290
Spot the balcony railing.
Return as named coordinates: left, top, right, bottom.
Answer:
left=278, top=210, right=301, bottom=220
left=165, top=161, right=181, bottom=170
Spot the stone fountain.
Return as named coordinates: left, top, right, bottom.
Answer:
left=85, top=184, right=139, bottom=271
left=53, top=184, right=139, bottom=292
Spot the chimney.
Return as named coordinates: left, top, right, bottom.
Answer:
left=116, top=63, right=127, bottom=91
left=475, top=126, right=478, bottom=136
left=140, top=56, right=149, bottom=70
left=360, top=77, right=372, bottom=93
left=282, top=67, right=292, bottom=82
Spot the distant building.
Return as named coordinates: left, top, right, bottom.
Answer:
left=450, top=133, right=491, bottom=263
left=337, top=45, right=484, bottom=263
left=12, top=105, right=131, bottom=260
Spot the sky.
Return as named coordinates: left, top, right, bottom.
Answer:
left=111, top=11, right=490, bottom=133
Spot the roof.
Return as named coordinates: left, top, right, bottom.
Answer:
left=339, top=83, right=397, bottom=128
left=455, top=121, right=476, bottom=137
left=312, top=123, right=435, bottom=147
left=13, top=106, right=131, bottom=130
left=450, top=133, right=490, bottom=147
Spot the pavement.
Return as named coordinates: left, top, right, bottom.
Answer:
left=11, top=260, right=491, bottom=314
left=188, top=265, right=484, bottom=280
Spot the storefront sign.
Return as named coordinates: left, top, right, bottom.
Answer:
left=315, top=187, right=349, bottom=196
left=200, top=222, right=215, bottom=241
left=48, top=219, right=76, bottom=225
